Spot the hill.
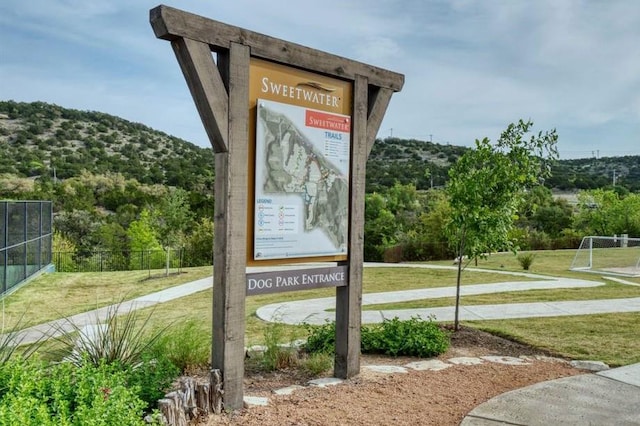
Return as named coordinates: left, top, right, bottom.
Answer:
left=0, top=100, right=214, bottom=192
left=368, top=138, right=640, bottom=193
left=1, top=100, right=638, bottom=194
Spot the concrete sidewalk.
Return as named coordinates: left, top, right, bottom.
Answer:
left=255, top=275, right=640, bottom=325
left=461, top=363, right=640, bottom=425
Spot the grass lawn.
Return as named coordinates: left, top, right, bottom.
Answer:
left=471, top=313, right=640, bottom=366
left=0, top=266, right=214, bottom=329
left=437, top=249, right=640, bottom=284
left=4, top=255, right=640, bottom=366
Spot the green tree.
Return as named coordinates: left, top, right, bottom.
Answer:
left=364, top=192, right=398, bottom=261
left=151, top=188, right=193, bottom=275
left=575, top=190, right=640, bottom=237
left=363, top=183, right=424, bottom=261
left=183, top=217, right=214, bottom=266
left=445, top=120, right=558, bottom=330
left=53, top=210, right=103, bottom=257
left=403, top=189, right=453, bottom=260
left=127, top=209, right=161, bottom=252
left=127, top=209, right=162, bottom=270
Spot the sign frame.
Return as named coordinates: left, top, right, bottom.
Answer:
left=151, top=4, right=404, bottom=410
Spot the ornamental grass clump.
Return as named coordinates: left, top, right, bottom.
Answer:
left=517, top=253, right=536, bottom=270
left=47, top=301, right=168, bottom=368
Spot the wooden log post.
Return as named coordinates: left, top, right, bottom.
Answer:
left=211, top=42, right=250, bottom=411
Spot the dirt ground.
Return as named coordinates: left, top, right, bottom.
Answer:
left=198, top=326, right=584, bottom=425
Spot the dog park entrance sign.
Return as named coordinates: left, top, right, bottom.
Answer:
left=151, top=4, right=403, bottom=410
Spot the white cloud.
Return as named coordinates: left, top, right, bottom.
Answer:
left=0, top=0, right=638, bottom=158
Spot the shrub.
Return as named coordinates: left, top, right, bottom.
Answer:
left=517, top=253, right=536, bottom=270
left=150, top=319, right=209, bottom=372
left=47, top=301, right=169, bottom=368
left=304, top=316, right=450, bottom=358
left=527, top=230, right=552, bottom=251
left=0, top=359, right=159, bottom=425
left=362, top=316, right=450, bottom=358
left=303, top=321, right=336, bottom=354
left=383, top=245, right=403, bottom=263
left=125, top=353, right=179, bottom=411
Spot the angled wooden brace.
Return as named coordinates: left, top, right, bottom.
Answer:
left=170, top=37, right=229, bottom=153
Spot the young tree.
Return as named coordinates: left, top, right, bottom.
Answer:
left=152, top=188, right=193, bottom=276
left=445, top=120, right=558, bottom=331
left=127, top=209, right=162, bottom=271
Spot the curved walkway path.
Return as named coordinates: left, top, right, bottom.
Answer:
left=256, top=263, right=640, bottom=325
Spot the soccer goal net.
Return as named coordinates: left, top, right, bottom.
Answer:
left=570, top=235, right=640, bottom=277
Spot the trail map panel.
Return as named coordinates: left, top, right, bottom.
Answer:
left=254, top=99, right=350, bottom=260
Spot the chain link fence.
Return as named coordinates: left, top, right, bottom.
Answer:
left=1, top=200, right=53, bottom=295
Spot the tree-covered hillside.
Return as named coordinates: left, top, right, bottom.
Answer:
left=2, top=100, right=638, bottom=195
left=0, top=100, right=214, bottom=192
left=367, top=137, right=640, bottom=193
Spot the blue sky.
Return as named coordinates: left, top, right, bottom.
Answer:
left=1, top=0, right=639, bottom=159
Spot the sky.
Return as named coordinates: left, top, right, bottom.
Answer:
left=1, top=0, right=639, bottom=159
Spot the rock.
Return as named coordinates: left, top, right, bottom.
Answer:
left=405, top=360, right=452, bottom=371
left=481, top=356, right=531, bottom=366
left=447, top=356, right=484, bottom=366
left=570, top=360, right=610, bottom=371
left=273, top=385, right=305, bottom=395
left=307, top=377, right=343, bottom=387
left=243, top=396, right=269, bottom=407
left=363, top=365, right=408, bottom=374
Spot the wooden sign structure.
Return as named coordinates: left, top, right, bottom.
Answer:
left=150, top=5, right=403, bottom=410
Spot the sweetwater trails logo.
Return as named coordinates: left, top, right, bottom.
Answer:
left=246, top=265, right=348, bottom=296
left=260, top=77, right=341, bottom=109
left=305, top=110, right=351, bottom=132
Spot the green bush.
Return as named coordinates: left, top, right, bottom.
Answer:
left=299, top=352, right=333, bottom=376
left=125, top=353, right=179, bottom=411
left=304, top=316, right=450, bottom=358
left=303, top=321, right=336, bottom=354
left=527, top=230, right=552, bottom=251
left=362, top=316, right=450, bottom=358
left=0, top=359, right=159, bottom=425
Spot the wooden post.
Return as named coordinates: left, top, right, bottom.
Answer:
left=335, top=75, right=368, bottom=378
left=211, top=42, right=250, bottom=410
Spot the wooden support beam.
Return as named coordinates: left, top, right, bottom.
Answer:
left=211, top=42, right=250, bottom=410
left=366, top=87, right=394, bottom=156
left=151, top=5, right=404, bottom=92
left=335, top=74, right=368, bottom=379
left=170, top=37, right=229, bottom=152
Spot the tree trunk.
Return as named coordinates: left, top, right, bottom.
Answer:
left=454, top=229, right=466, bottom=332
left=165, top=246, right=170, bottom=277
